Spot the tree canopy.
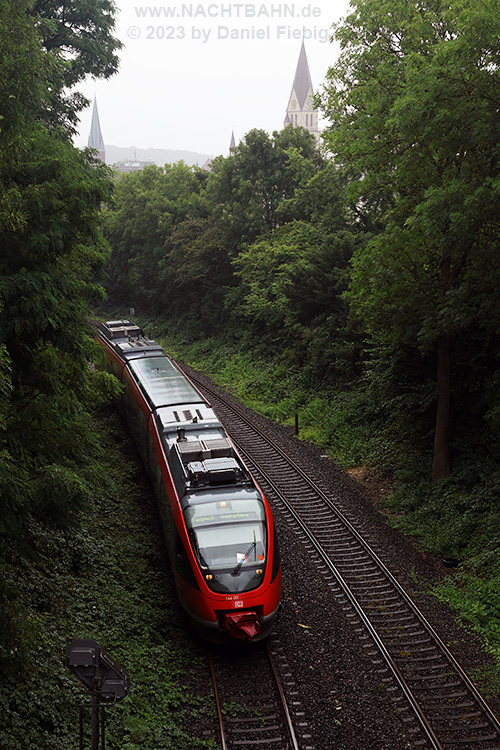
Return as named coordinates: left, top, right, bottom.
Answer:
left=320, top=0, right=500, bottom=481
left=32, top=0, right=122, bottom=131
left=102, top=162, right=209, bottom=307
left=0, top=0, right=121, bottom=674
left=207, top=127, right=324, bottom=250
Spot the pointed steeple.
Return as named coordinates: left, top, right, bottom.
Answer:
left=229, top=129, right=236, bottom=153
left=88, top=97, right=105, bottom=162
left=292, top=41, right=314, bottom=110
left=284, top=42, right=319, bottom=141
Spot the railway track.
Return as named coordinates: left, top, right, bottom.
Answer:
left=208, top=639, right=308, bottom=750
left=193, top=376, right=500, bottom=750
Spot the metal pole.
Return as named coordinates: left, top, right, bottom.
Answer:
left=91, top=647, right=102, bottom=750
left=79, top=707, right=84, bottom=750
left=101, top=705, right=106, bottom=750
left=294, top=413, right=299, bottom=436
left=91, top=693, right=100, bottom=750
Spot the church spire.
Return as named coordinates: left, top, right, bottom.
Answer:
left=88, top=97, right=105, bottom=162
left=284, top=42, right=319, bottom=141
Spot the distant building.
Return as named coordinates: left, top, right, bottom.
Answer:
left=93, top=47, right=319, bottom=171
left=284, top=42, right=320, bottom=141
left=114, top=152, right=155, bottom=173
left=88, top=98, right=106, bottom=162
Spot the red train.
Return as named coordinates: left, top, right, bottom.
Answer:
left=98, top=321, right=281, bottom=642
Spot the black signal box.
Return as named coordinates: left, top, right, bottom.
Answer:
left=65, top=638, right=130, bottom=702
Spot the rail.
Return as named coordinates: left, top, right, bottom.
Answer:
left=208, top=641, right=302, bottom=750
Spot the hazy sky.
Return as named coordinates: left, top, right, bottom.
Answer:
left=74, top=0, right=351, bottom=157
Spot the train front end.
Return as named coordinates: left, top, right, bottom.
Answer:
left=182, top=485, right=281, bottom=642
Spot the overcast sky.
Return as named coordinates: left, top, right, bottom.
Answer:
left=74, top=0, right=351, bottom=157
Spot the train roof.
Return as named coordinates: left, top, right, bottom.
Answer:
left=127, top=355, right=205, bottom=410
left=164, top=426, right=257, bottom=503
left=99, top=319, right=214, bottom=420
left=98, top=320, right=164, bottom=357
left=100, top=320, right=258, bottom=498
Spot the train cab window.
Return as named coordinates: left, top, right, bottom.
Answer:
left=197, top=525, right=265, bottom=569
left=184, top=497, right=267, bottom=594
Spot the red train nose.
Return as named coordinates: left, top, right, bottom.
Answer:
left=222, top=611, right=261, bottom=640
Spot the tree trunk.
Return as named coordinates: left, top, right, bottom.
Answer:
left=432, top=334, right=452, bottom=483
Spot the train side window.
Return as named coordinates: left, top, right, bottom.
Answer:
left=147, top=427, right=157, bottom=478
left=271, top=525, right=281, bottom=583
left=174, top=531, right=200, bottom=590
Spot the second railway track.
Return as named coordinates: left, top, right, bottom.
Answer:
left=192, top=375, right=500, bottom=750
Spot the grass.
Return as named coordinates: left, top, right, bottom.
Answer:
left=143, top=323, right=376, bottom=469
left=384, top=469, right=500, bottom=671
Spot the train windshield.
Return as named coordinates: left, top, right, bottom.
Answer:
left=184, top=498, right=267, bottom=594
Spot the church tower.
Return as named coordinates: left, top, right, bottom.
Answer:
left=284, top=42, right=319, bottom=140
left=88, top=97, right=106, bottom=162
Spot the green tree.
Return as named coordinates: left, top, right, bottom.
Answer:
left=0, top=1, right=45, bottom=138
left=0, top=0, right=120, bottom=673
left=207, top=126, right=323, bottom=251
left=102, top=163, right=208, bottom=308
left=32, top=0, right=122, bottom=131
left=232, top=217, right=365, bottom=378
left=159, top=217, right=234, bottom=334
left=320, top=0, right=500, bottom=481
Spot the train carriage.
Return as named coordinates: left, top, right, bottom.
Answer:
left=98, top=320, right=281, bottom=642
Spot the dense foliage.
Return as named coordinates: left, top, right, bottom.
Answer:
left=1, top=409, right=215, bottom=749
left=320, top=0, right=500, bottom=482
left=0, top=0, right=128, bottom=740
left=103, top=127, right=364, bottom=376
